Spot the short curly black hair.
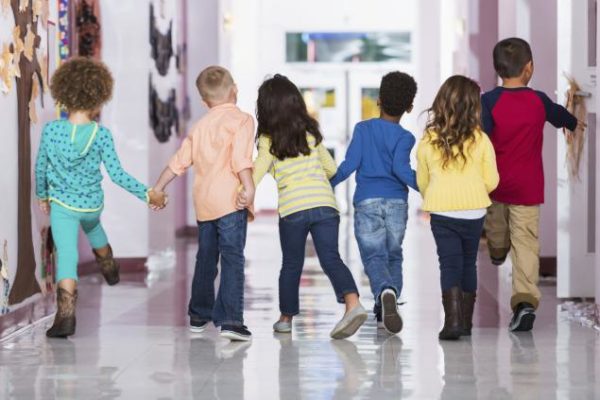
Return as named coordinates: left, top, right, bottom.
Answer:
left=379, top=71, right=417, bottom=117
left=50, top=57, right=113, bottom=112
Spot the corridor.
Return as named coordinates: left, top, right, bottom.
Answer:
left=0, top=214, right=598, bottom=399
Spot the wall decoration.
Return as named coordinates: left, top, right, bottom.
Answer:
left=149, top=75, right=178, bottom=143
left=2, top=0, right=10, bottom=14
left=0, top=43, right=17, bottom=93
left=40, top=228, right=55, bottom=293
left=563, top=77, right=588, bottom=180
left=72, top=0, right=100, bottom=58
left=361, top=88, right=379, bottom=120
left=12, top=26, right=24, bottom=76
left=150, top=2, right=173, bottom=76
left=1, top=241, right=10, bottom=314
left=7, top=0, right=44, bottom=305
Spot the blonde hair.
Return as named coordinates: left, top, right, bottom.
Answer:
left=195, top=66, right=234, bottom=103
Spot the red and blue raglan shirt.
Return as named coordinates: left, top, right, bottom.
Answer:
left=481, top=87, right=577, bottom=205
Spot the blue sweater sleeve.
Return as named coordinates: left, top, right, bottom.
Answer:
left=34, top=125, right=50, bottom=199
left=100, top=129, right=149, bottom=202
left=536, top=91, right=578, bottom=131
left=330, top=124, right=362, bottom=187
left=392, top=133, right=418, bottom=191
left=481, top=94, right=495, bottom=135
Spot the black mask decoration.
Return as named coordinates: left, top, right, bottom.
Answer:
left=150, top=3, right=174, bottom=76
left=76, top=0, right=101, bottom=57
left=149, top=76, right=179, bottom=143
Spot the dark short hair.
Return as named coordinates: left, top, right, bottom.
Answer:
left=493, top=38, right=533, bottom=78
left=50, top=57, right=113, bottom=112
left=379, top=71, right=417, bottom=117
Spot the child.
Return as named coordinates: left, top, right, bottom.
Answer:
left=481, top=38, right=584, bottom=331
left=238, top=74, right=367, bottom=339
left=417, top=75, right=499, bottom=340
left=35, top=57, right=165, bottom=338
left=152, top=66, right=256, bottom=341
left=330, top=71, right=418, bottom=335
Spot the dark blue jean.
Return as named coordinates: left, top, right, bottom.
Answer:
left=278, top=207, right=359, bottom=316
left=430, top=214, right=485, bottom=292
left=188, top=210, right=248, bottom=327
left=354, top=198, right=408, bottom=308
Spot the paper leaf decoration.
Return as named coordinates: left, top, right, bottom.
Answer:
left=23, top=24, right=35, bottom=62
left=12, top=26, right=25, bottom=78
left=1, top=0, right=9, bottom=15
left=19, top=0, right=28, bottom=12
left=0, top=43, right=16, bottom=94
left=32, top=0, right=42, bottom=22
left=40, top=54, right=48, bottom=90
left=29, top=74, right=39, bottom=123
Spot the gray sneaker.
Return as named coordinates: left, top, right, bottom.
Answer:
left=273, top=320, right=292, bottom=333
left=330, top=304, right=368, bottom=340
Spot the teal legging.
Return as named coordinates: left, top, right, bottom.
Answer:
left=50, top=203, right=109, bottom=282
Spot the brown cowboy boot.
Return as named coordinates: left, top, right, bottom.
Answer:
left=439, top=286, right=463, bottom=341
left=462, top=292, right=476, bottom=336
left=46, top=288, right=78, bottom=338
left=94, top=245, right=120, bottom=286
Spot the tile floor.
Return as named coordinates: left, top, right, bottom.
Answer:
left=0, top=214, right=598, bottom=399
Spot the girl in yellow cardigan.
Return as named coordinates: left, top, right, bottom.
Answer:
left=417, top=75, right=499, bottom=340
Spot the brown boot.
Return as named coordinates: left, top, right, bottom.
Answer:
left=94, top=245, right=120, bottom=286
left=462, top=292, right=476, bottom=336
left=439, top=287, right=462, bottom=341
left=46, top=288, right=78, bottom=338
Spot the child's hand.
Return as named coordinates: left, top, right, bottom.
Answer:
left=38, top=200, right=50, bottom=215
left=236, top=188, right=255, bottom=210
left=148, top=189, right=168, bottom=211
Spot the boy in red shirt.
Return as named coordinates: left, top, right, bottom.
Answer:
left=481, top=38, right=584, bottom=331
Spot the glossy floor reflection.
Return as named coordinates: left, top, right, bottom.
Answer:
left=1, top=213, right=599, bottom=399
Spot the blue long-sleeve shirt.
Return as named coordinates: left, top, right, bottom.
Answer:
left=330, top=118, right=418, bottom=204
left=35, top=120, right=149, bottom=212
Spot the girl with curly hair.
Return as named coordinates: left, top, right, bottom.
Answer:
left=238, top=74, right=367, bottom=339
left=35, top=57, right=165, bottom=338
left=416, top=75, right=499, bottom=341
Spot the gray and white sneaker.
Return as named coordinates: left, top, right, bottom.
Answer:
left=190, top=320, right=209, bottom=333
left=330, top=304, right=368, bottom=340
left=381, top=289, right=403, bottom=335
left=273, top=320, right=292, bottom=333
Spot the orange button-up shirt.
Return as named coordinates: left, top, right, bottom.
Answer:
left=169, top=103, right=255, bottom=222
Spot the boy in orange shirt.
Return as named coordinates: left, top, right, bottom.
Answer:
left=153, top=66, right=255, bottom=341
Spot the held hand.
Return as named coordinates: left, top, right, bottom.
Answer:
left=576, top=119, right=587, bottom=131
left=148, top=189, right=168, bottom=211
left=236, top=190, right=248, bottom=210
left=38, top=200, right=50, bottom=215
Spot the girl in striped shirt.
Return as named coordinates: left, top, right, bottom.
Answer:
left=237, top=74, right=367, bottom=339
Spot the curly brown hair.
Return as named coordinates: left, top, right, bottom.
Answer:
left=50, top=57, right=113, bottom=112
left=425, top=75, right=482, bottom=169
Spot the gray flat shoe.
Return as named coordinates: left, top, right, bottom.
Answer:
left=273, top=320, right=292, bottom=333
left=330, top=304, right=368, bottom=340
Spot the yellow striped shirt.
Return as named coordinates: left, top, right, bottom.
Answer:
left=253, top=135, right=338, bottom=217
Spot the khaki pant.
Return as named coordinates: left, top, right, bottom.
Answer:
left=484, top=202, right=541, bottom=310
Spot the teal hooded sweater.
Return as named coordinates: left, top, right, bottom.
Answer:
left=35, top=120, right=149, bottom=212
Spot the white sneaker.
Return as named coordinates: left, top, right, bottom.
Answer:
left=381, top=289, right=403, bottom=335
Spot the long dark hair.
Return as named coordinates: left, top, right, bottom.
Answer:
left=425, top=75, right=482, bottom=169
left=256, top=74, right=323, bottom=160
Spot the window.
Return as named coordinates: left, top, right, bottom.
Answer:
left=286, top=32, right=411, bottom=63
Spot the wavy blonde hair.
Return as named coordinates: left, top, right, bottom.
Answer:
left=425, top=75, right=482, bottom=169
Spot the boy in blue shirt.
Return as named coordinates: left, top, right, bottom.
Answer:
left=331, top=71, right=418, bottom=334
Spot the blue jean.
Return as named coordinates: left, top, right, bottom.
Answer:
left=430, top=214, right=485, bottom=292
left=50, top=203, right=108, bottom=282
left=354, top=198, right=408, bottom=309
left=278, top=207, right=359, bottom=316
left=188, top=210, right=248, bottom=327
